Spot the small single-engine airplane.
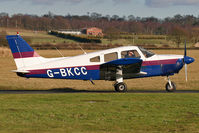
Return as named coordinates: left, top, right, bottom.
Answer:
left=6, top=33, right=194, bottom=92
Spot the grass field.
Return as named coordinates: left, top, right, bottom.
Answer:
left=0, top=94, right=199, bottom=133
left=0, top=48, right=199, bottom=132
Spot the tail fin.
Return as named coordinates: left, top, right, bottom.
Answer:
left=6, top=34, right=43, bottom=69
left=6, top=34, right=40, bottom=59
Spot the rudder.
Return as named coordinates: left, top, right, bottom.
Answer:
left=6, top=34, right=40, bottom=59
left=6, top=34, right=44, bottom=70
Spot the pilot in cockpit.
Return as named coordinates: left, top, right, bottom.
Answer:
left=125, top=51, right=136, bottom=58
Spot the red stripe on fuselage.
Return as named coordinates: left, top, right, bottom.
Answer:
left=13, top=51, right=40, bottom=59
left=142, top=59, right=178, bottom=66
left=86, top=65, right=100, bottom=70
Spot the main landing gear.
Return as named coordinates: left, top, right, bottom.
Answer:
left=165, top=76, right=176, bottom=92
left=114, top=66, right=127, bottom=92
left=113, top=67, right=176, bottom=92
left=114, top=82, right=127, bottom=92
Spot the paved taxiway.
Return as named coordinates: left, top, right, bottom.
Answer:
left=0, top=89, right=199, bottom=94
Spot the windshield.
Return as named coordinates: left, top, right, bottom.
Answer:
left=139, top=47, right=155, bottom=58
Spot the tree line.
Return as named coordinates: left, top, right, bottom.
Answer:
left=0, top=12, right=199, bottom=33
left=0, top=12, right=199, bottom=46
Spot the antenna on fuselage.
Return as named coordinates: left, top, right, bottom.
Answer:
left=54, top=47, right=64, bottom=57
left=77, top=44, right=87, bottom=55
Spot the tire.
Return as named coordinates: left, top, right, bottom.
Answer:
left=165, top=82, right=176, bottom=92
left=115, top=82, right=127, bottom=92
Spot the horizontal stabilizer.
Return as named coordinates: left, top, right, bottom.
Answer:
left=11, top=70, right=30, bottom=74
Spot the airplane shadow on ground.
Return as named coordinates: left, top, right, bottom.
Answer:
left=0, top=88, right=199, bottom=94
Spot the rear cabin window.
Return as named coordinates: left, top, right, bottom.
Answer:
left=90, top=56, right=100, bottom=62
left=104, top=52, right=118, bottom=62
left=121, top=50, right=140, bottom=58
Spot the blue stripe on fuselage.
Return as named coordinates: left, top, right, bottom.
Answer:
left=140, top=62, right=182, bottom=78
left=140, top=65, right=162, bottom=77
left=25, top=68, right=100, bottom=80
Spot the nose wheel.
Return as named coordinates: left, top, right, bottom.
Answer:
left=165, top=76, right=176, bottom=92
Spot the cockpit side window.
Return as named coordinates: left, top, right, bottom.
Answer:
left=104, top=52, right=118, bottom=62
left=90, top=56, right=100, bottom=62
left=139, top=47, right=155, bottom=58
left=121, top=50, right=141, bottom=58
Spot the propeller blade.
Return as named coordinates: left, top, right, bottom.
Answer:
left=184, top=40, right=188, bottom=82
left=184, top=40, right=187, bottom=57
left=183, top=40, right=194, bottom=82
left=185, top=63, right=187, bottom=82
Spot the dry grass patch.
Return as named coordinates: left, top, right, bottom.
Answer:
left=0, top=47, right=11, bottom=57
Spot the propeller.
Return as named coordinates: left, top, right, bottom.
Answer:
left=183, top=40, right=195, bottom=82
left=185, top=62, right=187, bottom=82
left=184, top=40, right=188, bottom=82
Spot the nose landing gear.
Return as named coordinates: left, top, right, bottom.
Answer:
left=165, top=76, right=176, bottom=92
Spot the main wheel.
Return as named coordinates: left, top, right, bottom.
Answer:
left=114, top=82, right=127, bottom=92
left=165, top=82, right=176, bottom=92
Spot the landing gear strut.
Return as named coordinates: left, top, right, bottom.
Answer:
left=114, top=66, right=127, bottom=92
left=165, top=76, right=176, bottom=92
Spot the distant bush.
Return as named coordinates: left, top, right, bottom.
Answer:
left=49, top=31, right=102, bottom=43
left=104, top=34, right=166, bottom=40
left=137, top=35, right=166, bottom=40
left=0, top=31, right=8, bottom=47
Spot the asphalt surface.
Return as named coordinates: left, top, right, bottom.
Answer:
left=0, top=88, right=199, bottom=94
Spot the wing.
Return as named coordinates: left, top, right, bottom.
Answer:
left=100, top=58, right=146, bottom=80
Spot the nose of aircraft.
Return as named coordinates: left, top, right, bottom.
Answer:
left=184, top=56, right=195, bottom=64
